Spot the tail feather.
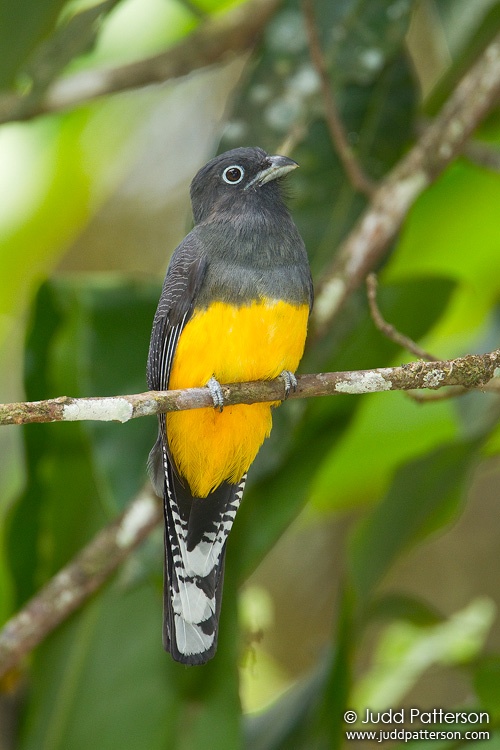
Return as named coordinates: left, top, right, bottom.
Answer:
left=162, top=530, right=224, bottom=664
left=153, top=438, right=245, bottom=665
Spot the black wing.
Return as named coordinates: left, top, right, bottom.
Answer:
left=147, top=233, right=207, bottom=492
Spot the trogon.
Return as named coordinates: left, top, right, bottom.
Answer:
left=147, top=147, right=313, bottom=665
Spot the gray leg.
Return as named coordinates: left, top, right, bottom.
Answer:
left=280, top=370, right=297, bottom=399
left=207, top=376, right=224, bottom=412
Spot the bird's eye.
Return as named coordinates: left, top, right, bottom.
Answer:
left=222, top=165, right=244, bottom=184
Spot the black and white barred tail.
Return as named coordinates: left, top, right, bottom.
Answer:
left=149, top=436, right=246, bottom=664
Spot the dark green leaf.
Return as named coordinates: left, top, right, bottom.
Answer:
left=0, top=0, right=73, bottom=89
left=67, top=279, right=161, bottom=509
left=313, top=586, right=355, bottom=750
left=367, top=592, right=443, bottom=627
left=245, top=660, right=330, bottom=750
left=474, top=655, right=500, bottom=721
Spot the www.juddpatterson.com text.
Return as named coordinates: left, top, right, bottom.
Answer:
left=345, top=728, right=490, bottom=743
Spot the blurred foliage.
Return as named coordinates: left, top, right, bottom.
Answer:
left=1, top=0, right=500, bottom=749
left=0, top=0, right=70, bottom=89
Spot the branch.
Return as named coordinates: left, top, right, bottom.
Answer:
left=0, top=0, right=280, bottom=124
left=1, top=350, right=499, bottom=427
left=0, top=488, right=161, bottom=679
left=312, top=32, right=500, bottom=334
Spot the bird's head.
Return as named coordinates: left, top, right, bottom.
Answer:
left=190, top=147, right=298, bottom=224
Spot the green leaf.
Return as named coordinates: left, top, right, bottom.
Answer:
left=474, top=655, right=500, bottom=721
left=54, top=279, right=161, bottom=510
left=0, top=85, right=171, bottom=352
left=314, top=586, right=356, bottom=750
left=385, top=162, right=500, bottom=352
left=308, top=276, right=457, bottom=513
left=244, top=659, right=330, bottom=750
left=387, top=163, right=500, bottom=294
left=349, top=442, right=479, bottom=605
left=311, top=391, right=458, bottom=513
left=353, top=598, right=496, bottom=713
left=0, top=0, right=72, bottom=89
left=234, top=423, right=334, bottom=578
left=6, top=283, right=108, bottom=606
left=64, top=0, right=198, bottom=72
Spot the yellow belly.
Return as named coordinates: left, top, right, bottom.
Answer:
left=167, top=299, right=309, bottom=497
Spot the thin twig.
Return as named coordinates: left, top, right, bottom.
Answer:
left=406, top=387, right=467, bottom=403
left=0, top=488, right=161, bottom=679
left=301, top=0, right=376, bottom=197
left=366, top=274, right=437, bottom=361
left=312, top=32, right=500, bottom=335
left=365, top=274, right=478, bottom=403
left=0, top=351, right=500, bottom=427
left=365, top=274, right=500, bottom=403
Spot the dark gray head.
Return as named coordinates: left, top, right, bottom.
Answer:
left=190, top=147, right=298, bottom=224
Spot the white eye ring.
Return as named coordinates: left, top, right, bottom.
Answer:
left=222, top=165, right=244, bottom=184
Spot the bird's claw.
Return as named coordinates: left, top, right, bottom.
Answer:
left=207, top=376, right=224, bottom=412
left=280, top=370, right=297, bottom=399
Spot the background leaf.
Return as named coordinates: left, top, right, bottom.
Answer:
left=474, top=655, right=500, bottom=722
left=0, top=0, right=73, bottom=89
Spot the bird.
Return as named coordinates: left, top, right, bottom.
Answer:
left=147, top=146, right=313, bottom=665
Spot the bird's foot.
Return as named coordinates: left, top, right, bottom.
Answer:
left=207, top=376, right=224, bottom=412
left=280, top=370, right=297, bottom=399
